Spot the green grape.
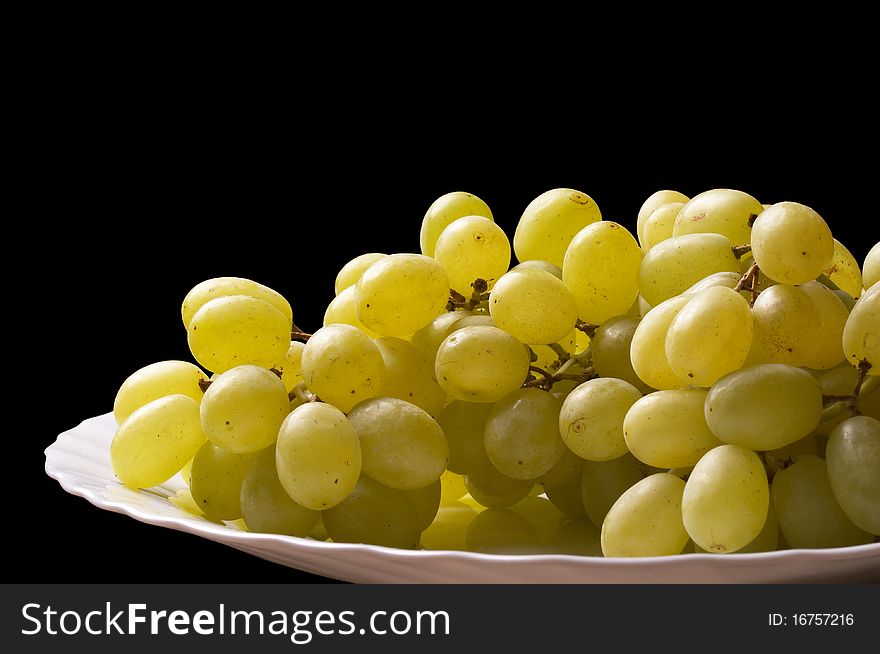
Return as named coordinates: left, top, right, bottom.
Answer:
left=591, top=316, right=654, bottom=393
left=559, top=378, right=642, bottom=461
left=705, top=364, right=822, bottom=451
left=405, top=479, right=442, bottom=531
left=545, top=518, right=603, bottom=556
left=772, top=455, right=872, bottom=548
left=275, top=403, right=362, bottom=510
left=509, top=496, right=565, bottom=542
left=465, top=465, right=533, bottom=508
left=623, top=389, right=722, bottom=468
left=347, top=397, right=448, bottom=490
left=420, top=191, right=493, bottom=258
left=374, top=337, right=446, bottom=417
left=636, top=190, right=689, bottom=245
left=488, top=268, right=578, bottom=345
left=435, top=325, right=530, bottom=403
left=630, top=295, right=691, bottom=390
left=190, top=440, right=257, bottom=521
left=276, top=341, right=305, bottom=393
left=735, top=501, right=780, bottom=554
left=682, top=444, right=769, bottom=553
left=334, top=253, right=387, bottom=295
left=113, top=360, right=207, bottom=425
left=800, top=280, right=849, bottom=369
left=434, top=215, right=511, bottom=294
left=323, top=476, right=421, bottom=549
left=535, top=446, right=584, bottom=487
left=749, top=284, right=823, bottom=367
left=672, top=188, right=763, bottom=245
left=842, top=288, right=879, bottom=373
left=240, top=447, right=319, bottom=536
left=323, top=286, right=380, bottom=337
left=355, top=253, right=450, bottom=337
left=187, top=295, right=292, bottom=374
left=641, top=201, right=685, bottom=251
left=562, top=221, right=643, bottom=325
left=826, top=416, right=880, bottom=534
left=409, top=310, right=473, bottom=360
left=601, top=473, right=688, bottom=557
left=111, top=395, right=206, bottom=489
left=437, top=400, right=493, bottom=475
left=514, top=188, right=603, bottom=268
left=420, top=503, right=478, bottom=551
left=181, top=276, right=292, bottom=329
left=465, top=508, right=540, bottom=554
left=864, top=241, right=880, bottom=290
left=822, top=239, right=863, bottom=297
left=301, top=324, right=385, bottom=412
left=543, top=478, right=588, bottom=520
left=637, top=233, right=740, bottom=307
left=580, top=454, right=646, bottom=528
left=751, top=202, right=834, bottom=285
left=484, top=388, right=565, bottom=480
left=512, top=259, right=563, bottom=279
left=439, top=470, right=468, bottom=505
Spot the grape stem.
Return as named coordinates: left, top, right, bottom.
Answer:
left=732, top=244, right=752, bottom=259
left=290, top=382, right=318, bottom=404
left=575, top=320, right=598, bottom=339
left=547, top=342, right=571, bottom=364
left=733, top=261, right=761, bottom=306
left=447, top=279, right=490, bottom=311
left=291, top=322, right=313, bottom=342
left=523, top=364, right=598, bottom=391
left=198, top=379, right=212, bottom=393
left=822, top=359, right=872, bottom=415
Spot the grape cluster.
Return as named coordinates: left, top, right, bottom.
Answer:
left=110, top=189, right=880, bottom=556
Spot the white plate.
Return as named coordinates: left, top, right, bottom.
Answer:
left=46, top=413, right=880, bottom=583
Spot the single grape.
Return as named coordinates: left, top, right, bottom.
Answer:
left=489, top=268, right=578, bottom=345
left=800, top=280, right=849, bottom=369
left=735, top=501, right=780, bottom=554
left=641, top=201, right=685, bottom=251
left=434, top=215, right=511, bottom=294
left=864, top=241, right=880, bottom=290
left=751, top=202, right=834, bottom=285
left=240, top=447, right=319, bottom=536
left=190, top=440, right=258, bottom=521
left=420, top=191, right=493, bottom=258
left=276, top=340, right=305, bottom=393
left=512, top=259, right=562, bottom=279
left=591, top=316, right=654, bottom=393
left=514, top=188, right=602, bottom=268
left=543, top=478, right=588, bottom=520
left=405, top=479, right=442, bottom=532
left=534, top=446, right=584, bottom=487
left=334, top=253, right=387, bottom=295
left=630, top=295, right=691, bottom=390
left=113, top=360, right=207, bottom=425
left=559, top=378, right=642, bottom=461
left=672, top=188, right=763, bottom=245
left=409, top=310, right=474, bottom=360
left=826, top=416, right=880, bottom=534
left=181, top=276, right=292, bottom=329
left=749, top=284, right=823, bottom=367
left=636, top=190, right=689, bottom=245
left=323, top=286, right=380, bottom=337
left=374, top=337, right=446, bottom=417
left=465, top=465, right=533, bottom=508
left=683, top=271, right=748, bottom=297
left=822, top=239, right=863, bottom=297
left=509, top=496, right=566, bottom=542
left=580, top=453, right=646, bottom=528
left=437, top=400, right=493, bottom=475
left=842, top=288, right=879, bottom=373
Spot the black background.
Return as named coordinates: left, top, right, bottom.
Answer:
left=17, top=67, right=879, bottom=583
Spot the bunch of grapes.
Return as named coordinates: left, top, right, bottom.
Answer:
left=109, top=188, right=880, bottom=556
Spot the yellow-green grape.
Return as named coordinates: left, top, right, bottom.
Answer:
left=751, top=202, right=834, bottom=285
left=420, top=191, right=493, bottom=258
left=772, top=455, right=872, bottom=548
left=437, top=400, right=493, bottom=475
left=623, top=389, right=722, bottom=468
left=200, top=365, right=289, bottom=454
left=509, top=496, right=565, bottom=542
left=591, top=316, right=654, bottom=393
left=277, top=341, right=305, bottom=393
left=111, top=395, right=206, bottom=489
left=842, top=288, right=879, bottom=373
left=239, top=447, right=319, bottom=536
left=636, top=190, right=689, bottom=245
left=181, top=276, right=292, bottom=328
left=630, top=295, right=691, bottom=390
left=323, top=286, right=380, bottom=337
left=641, top=201, right=685, bottom=251
left=465, top=508, right=540, bottom=554
left=420, top=502, right=478, bottom=551
left=484, top=388, right=565, bottom=480
left=826, top=416, right=880, bottom=534
left=666, top=286, right=753, bottom=387
left=638, top=233, right=740, bottom=307
left=187, top=295, right=291, bottom=374
left=190, top=441, right=257, bottom=521
left=446, top=314, right=495, bottom=333
left=705, top=364, right=822, bottom=451
left=347, top=397, right=448, bottom=490
left=409, top=310, right=474, bottom=360
left=562, top=221, right=643, bottom=325
left=749, top=284, right=823, bottom=367
left=601, top=473, right=688, bottom=557
left=535, top=446, right=584, bottom=487
left=672, top=188, right=763, bottom=245
left=580, top=454, right=646, bottom=528
left=113, top=360, right=207, bottom=425
left=180, top=456, right=194, bottom=486
left=800, top=280, right=849, bottom=369
left=465, top=465, right=533, bottom=508
left=275, top=403, right=362, bottom=510
left=559, top=378, right=642, bottom=461
left=334, top=253, right=387, bottom=295
left=735, top=502, right=780, bottom=554
left=301, top=324, right=385, bottom=412
left=355, top=253, right=450, bottom=337
left=512, top=259, right=563, bottom=279
left=864, top=242, right=880, bottom=290
left=545, top=518, right=603, bottom=556
left=374, top=337, right=446, bottom=417
left=684, top=271, right=748, bottom=297
left=822, top=239, right=863, bottom=297
left=575, top=328, right=590, bottom=354
left=488, top=268, right=578, bottom=345
left=323, top=476, right=421, bottom=549
left=405, top=479, right=442, bottom=531
left=682, top=444, right=769, bottom=553
left=434, top=215, right=511, bottom=294
left=435, top=325, right=530, bottom=403
left=543, top=478, right=588, bottom=520
left=514, top=188, right=603, bottom=268
left=439, top=470, right=468, bottom=505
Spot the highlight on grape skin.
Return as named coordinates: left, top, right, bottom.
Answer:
left=105, top=187, right=879, bottom=558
